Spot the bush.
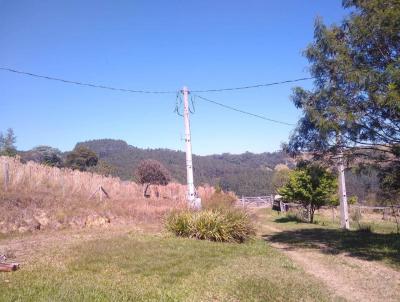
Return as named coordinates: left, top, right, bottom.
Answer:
left=165, top=211, right=192, bottom=237
left=165, top=209, right=255, bottom=243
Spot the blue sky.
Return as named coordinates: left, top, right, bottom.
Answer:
left=0, top=1, right=347, bottom=155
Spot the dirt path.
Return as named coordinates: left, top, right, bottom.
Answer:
left=261, top=224, right=400, bottom=302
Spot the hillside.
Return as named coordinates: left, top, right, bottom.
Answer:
left=76, top=139, right=293, bottom=196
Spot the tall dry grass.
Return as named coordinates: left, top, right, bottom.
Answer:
left=0, top=156, right=214, bottom=234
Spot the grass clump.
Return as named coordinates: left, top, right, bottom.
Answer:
left=356, top=223, right=373, bottom=233
left=166, top=209, right=255, bottom=243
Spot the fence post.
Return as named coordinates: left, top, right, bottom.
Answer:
left=3, top=162, right=9, bottom=191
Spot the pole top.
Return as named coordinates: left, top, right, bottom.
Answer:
left=181, top=86, right=190, bottom=94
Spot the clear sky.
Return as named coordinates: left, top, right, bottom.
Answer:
left=0, top=0, right=348, bottom=155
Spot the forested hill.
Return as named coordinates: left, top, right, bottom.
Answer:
left=76, top=139, right=294, bottom=196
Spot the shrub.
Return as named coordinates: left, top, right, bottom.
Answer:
left=165, top=211, right=192, bottom=237
left=165, top=209, right=255, bottom=243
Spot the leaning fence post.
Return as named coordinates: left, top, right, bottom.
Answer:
left=3, top=162, right=9, bottom=191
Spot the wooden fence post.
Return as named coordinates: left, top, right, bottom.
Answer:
left=3, top=162, right=9, bottom=191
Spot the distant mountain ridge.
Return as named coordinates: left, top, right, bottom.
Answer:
left=76, top=139, right=293, bottom=196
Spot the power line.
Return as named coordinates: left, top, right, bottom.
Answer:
left=191, top=77, right=314, bottom=93
left=0, top=67, right=177, bottom=94
left=194, top=95, right=295, bottom=126
left=0, top=66, right=314, bottom=94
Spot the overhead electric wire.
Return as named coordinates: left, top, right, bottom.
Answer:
left=0, top=66, right=314, bottom=94
left=0, top=66, right=301, bottom=126
left=194, top=94, right=295, bottom=126
left=0, top=67, right=177, bottom=94
left=191, top=77, right=314, bottom=93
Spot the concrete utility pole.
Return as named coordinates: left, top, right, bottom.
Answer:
left=182, top=87, right=201, bottom=209
left=337, top=138, right=350, bottom=230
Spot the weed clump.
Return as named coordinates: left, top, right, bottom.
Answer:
left=165, top=209, right=255, bottom=243
left=357, top=224, right=373, bottom=233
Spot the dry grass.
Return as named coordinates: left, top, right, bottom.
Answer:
left=0, top=227, right=333, bottom=302
left=201, top=191, right=237, bottom=210
left=0, top=156, right=214, bottom=234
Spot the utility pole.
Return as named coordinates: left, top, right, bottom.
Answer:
left=182, top=87, right=201, bottom=209
left=337, top=135, right=350, bottom=230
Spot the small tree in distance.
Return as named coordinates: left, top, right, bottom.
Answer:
left=279, top=161, right=337, bottom=223
left=65, top=146, right=99, bottom=171
left=135, top=159, right=171, bottom=197
left=25, top=145, right=63, bottom=167
left=0, top=128, right=17, bottom=157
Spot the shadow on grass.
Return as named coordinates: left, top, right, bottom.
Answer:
left=274, top=215, right=303, bottom=224
left=265, top=228, right=400, bottom=267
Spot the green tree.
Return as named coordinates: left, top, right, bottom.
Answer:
left=135, top=159, right=171, bottom=196
left=24, top=145, right=62, bottom=167
left=65, top=146, right=98, bottom=171
left=88, top=160, right=117, bottom=177
left=286, top=0, right=400, bottom=197
left=279, top=162, right=337, bottom=223
left=0, top=128, right=17, bottom=157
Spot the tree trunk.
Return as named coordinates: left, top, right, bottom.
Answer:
left=309, top=205, right=315, bottom=223
left=143, top=183, right=150, bottom=198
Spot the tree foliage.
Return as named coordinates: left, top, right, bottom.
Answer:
left=87, top=160, right=117, bottom=177
left=279, top=162, right=338, bottom=223
left=65, top=146, right=98, bottom=171
left=288, top=0, right=400, bottom=157
left=135, top=159, right=171, bottom=186
left=286, top=0, right=400, bottom=200
left=0, top=128, right=17, bottom=157
left=23, top=145, right=63, bottom=167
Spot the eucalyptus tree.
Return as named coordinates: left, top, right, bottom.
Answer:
left=287, top=0, right=400, bottom=203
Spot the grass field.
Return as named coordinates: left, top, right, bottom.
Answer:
left=1, top=208, right=399, bottom=301
left=258, top=209, right=400, bottom=269
left=0, top=230, right=335, bottom=302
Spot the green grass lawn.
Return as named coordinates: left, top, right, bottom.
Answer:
left=0, top=232, right=334, bottom=302
left=260, top=209, right=400, bottom=269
